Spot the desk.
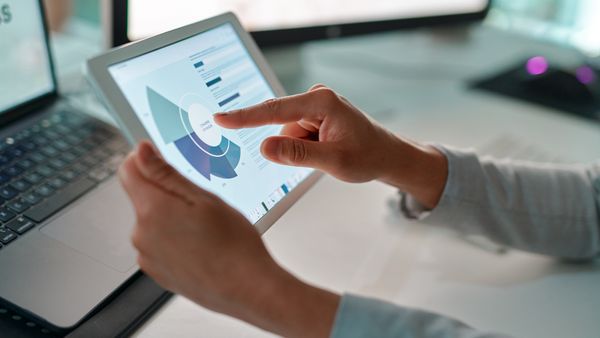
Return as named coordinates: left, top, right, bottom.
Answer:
left=55, top=24, right=600, bottom=338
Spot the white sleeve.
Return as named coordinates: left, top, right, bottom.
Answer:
left=331, top=294, right=513, bottom=338
left=400, top=145, right=600, bottom=259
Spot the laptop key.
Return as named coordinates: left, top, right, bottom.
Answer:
left=24, top=177, right=96, bottom=223
left=7, top=200, right=30, bottom=213
left=0, top=228, right=17, bottom=244
left=49, top=177, right=67, bottom=189
left=65, top=134, right=82, bottom=145
left=35, top=184, right=55, bottom=197
left=60, top=170, right=78, bottom=182
left=16, top=158, right=35, bottom=170
left=21, top=139, right=37, bottom=151
left=0, top=155, right=10, bottom=165
left=70, top=146, right=86, bottom=157
left=22, top=192, right=42, bottom=205
left=53, top=140, right=70, bottom=151
left=7, top=146, right=25, bottom=158
left=59, top=152, right=77, bottom=164
left=43, top=130, right=60, bottom=140
left=29, top=152, right=46, bottom=163
left=36, top=165, right=56, bottom=177
left=31, top=135, right=49, bottom=145
left=10, top=179, right=31, bottom=192
left=24, top=172, right=44, bottom=184
left=4, top=166, right=23, bottom=177
left=0, top=186, right=18, bottom=200
left=5, top=216, right=35, bottom=235
left=0, top=208, right=16, bottom=222
left=0, top=172, right=10, bottom=185
left=48, top=158, right=67, bottom=169
left=40, top=146, right=59, bottom=157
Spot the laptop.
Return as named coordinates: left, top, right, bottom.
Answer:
left=0, top=0, right=137, bottom=332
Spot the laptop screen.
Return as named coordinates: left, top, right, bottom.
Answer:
left=0, top=0, right=54, bottom=114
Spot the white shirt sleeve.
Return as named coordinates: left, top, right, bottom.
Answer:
left=399, top=145, right=600, bottom=259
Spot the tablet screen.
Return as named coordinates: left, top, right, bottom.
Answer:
left=108, top=23, right=313, bottom=224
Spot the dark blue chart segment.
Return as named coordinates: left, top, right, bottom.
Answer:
left=173, top=132, right=240, bottom=180
left=146, top=86, right=241, bottom=181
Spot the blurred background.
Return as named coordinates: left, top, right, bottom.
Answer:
left=489, top=0, right=600, bottom=57
left=46, top=0, right=600, bottom=122
left=44, top=0, right=600, bottom=56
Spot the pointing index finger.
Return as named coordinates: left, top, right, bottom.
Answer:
left=213, top=89, right=332, bottom=129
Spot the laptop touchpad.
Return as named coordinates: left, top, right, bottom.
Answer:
left=41, top=177, right=137, bottom=273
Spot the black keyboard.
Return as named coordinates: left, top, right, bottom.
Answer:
left=0, top=110, right=129, bottom=250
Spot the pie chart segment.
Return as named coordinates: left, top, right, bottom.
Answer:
left=210, top=139, right=240, bottom=179
left=173, top=134, right=212, bottom=179
left=184, top=98, right=222, bottom=148
left=146, top=86, right=241, bottom=181
left=146, top=86, right=188, bottom=144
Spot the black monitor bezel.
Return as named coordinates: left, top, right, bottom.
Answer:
left=0, top=0, right=59, bottom=127
left=110, top=1, right=490, bottom=47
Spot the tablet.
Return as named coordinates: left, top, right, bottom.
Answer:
left=86, top=12, right=322, bottom=234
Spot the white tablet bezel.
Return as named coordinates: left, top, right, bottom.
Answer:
left=86, top=12, right=322, bottom=235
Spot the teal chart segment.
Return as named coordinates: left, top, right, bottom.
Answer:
left=146, top=86, right=241, bottom=180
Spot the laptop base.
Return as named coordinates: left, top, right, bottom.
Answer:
left=0, top=273, right=172, bottom=337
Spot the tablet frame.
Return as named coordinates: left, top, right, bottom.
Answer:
left=87, top=12, right=323, bottom=235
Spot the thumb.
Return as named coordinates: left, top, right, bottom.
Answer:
left=134, top=141, right=208, bottom=203
left=261, top=136, right=332, bottom=169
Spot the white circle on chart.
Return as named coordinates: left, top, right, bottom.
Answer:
left=187, top=102, right=222, bottom=147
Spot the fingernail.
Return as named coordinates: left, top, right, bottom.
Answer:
left=213, top=112, right=227, bottom=117
left=139, top=143, right=159, bottom=163
left=261, top=139, right=282, bottom=161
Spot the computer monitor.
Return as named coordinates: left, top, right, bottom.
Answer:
left=104, top=0, right=490, bottom=47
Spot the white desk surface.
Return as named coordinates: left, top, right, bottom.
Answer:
left=54, top=24, right=600, bottom=338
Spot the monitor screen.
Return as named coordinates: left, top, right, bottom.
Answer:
left=0, top=0, right=54, bottom=113
left=108, top=23, right=313, bottom=224
left=127, top=0, right=488, bottom=42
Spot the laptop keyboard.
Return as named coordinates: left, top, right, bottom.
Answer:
left=0, top=110, right=129, bottom=250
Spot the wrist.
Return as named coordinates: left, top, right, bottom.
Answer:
left=378, top=135, right=448, bottom=209
left=228, top=263, right=340, bottom=338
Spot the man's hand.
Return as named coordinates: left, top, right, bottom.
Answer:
left=119, top=142, right=339, bottom=338
left=215, top=85, right=448, bottom=209
left=215, top=84, right=395, bottom=183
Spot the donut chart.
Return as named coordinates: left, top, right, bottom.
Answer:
left=146, top=86, right=240, bottom=180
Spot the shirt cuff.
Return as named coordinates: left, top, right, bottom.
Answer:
left=399, top=192, right=431, bottom=220
left=330, top=294, right=507, bottom=338
left=398, top=144, right=458, bottom=221
left=330, top=294, right=413, bottom=338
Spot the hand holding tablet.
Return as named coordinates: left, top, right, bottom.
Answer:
left=87, top=13, right=321, bottom=233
